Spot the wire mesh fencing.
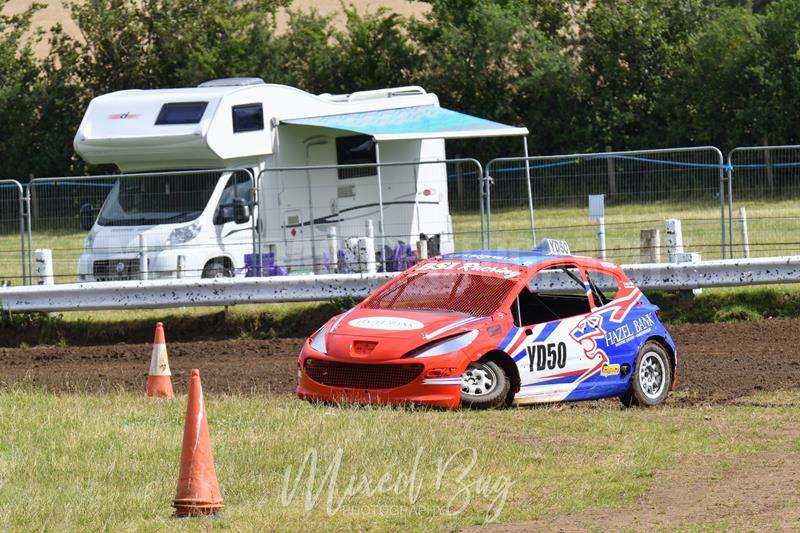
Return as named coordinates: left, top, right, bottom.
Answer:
left=257, top=159, right=483, bottom=274
left=0, top=180, right=26, bottom=285
left=728, top=145, right=800, bottom=258
left=485, top=147, right=727, bottom=263
left=26, top=169, right=255, bottom=283
left=13, top=144, right=800, bottom=286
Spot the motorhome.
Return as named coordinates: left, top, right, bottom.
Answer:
left=73, top=78, right=528, bottom=281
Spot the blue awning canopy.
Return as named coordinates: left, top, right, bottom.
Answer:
left=281, top=105, right=528, bottom=141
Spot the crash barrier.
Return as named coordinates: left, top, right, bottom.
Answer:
left=2, top=255, right=799, bottom=312
left=484, top=147, right=729, bottom=262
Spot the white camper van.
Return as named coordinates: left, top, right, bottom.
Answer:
left=73, top=78, right=527, bottom=281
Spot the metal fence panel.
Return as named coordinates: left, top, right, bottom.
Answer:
left=485, top=147, right=726, bottom=263
left=257, top=159, right=483, bottom=274
left=0, top=180, right=26, bottom=285
left=728, top=145, right=800, bottom=258
left=26, top=169, right=255, bottom=284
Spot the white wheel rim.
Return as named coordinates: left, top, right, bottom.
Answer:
left=462, top=363, right=498, bottom=397
left=638, top=351, right=666, bottom=400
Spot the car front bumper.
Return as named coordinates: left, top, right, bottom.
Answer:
left=296, top=350, right=467, bottom=409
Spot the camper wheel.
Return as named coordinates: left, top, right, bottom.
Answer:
left=202, top=258, right=233, bottom=278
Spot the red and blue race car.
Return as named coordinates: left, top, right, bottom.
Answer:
left=297, top=239, right=677, bottom=409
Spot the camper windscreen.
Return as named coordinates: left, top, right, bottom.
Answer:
left=97, top=173, right=222, bottom=226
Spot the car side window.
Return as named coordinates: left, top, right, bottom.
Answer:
left=214, top=171, right=253, bottom=225
left=584, top=269, right=621, bottom=307
left=512, top=264, right=590, bottom=326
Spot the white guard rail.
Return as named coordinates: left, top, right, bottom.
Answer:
left=2, top=256, right=800, bottom=313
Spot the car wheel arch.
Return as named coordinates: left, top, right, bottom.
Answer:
left=640, top=335, right=676, bottom=384
left=478, top=350, right=520, bottom=394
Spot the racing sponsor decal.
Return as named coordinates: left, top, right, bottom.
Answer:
left=348, top=316, right=424, bottom=331
left=526, top=342, right=567, bottom=372
left=601, top=363, right=621, bottom=377
left=604, top=312, right=656, bottom=347
left=416, top=261, right=521, bottom=279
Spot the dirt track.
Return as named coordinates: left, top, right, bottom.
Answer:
left=1, top=319, right=800, bottom=402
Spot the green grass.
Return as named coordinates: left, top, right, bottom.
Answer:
left=0, top=391, right=798, bottom=531
left=452, top=198, right=800, bottom=262
left=2, top=199, right=800, bottom=285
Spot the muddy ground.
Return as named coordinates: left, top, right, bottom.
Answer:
left=1, top=319, right=799, bottom=403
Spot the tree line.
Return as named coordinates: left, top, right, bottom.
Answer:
left=1, top=0, right=798, bottom=178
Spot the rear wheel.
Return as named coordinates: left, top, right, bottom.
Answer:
left=460, top=360, right=510, bottom=409
left=620, top=341, right=672, bottom=407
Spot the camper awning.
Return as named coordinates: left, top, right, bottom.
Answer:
left=281, top=105, right=528, bottom=141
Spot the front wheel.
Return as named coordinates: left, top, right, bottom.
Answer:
left=460, top=360, right=510, bottom=409
left=620, top=341, right=672, bottom=407
left=202, top=261, right=231, bottom=279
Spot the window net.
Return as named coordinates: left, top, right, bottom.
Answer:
left=363, top=272, right=517, bottom=316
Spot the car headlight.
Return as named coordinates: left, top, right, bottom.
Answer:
left=84, top=232, right=96, bottom=249
left=407, top=330, right=479, bottom=358
left=310, top=325, right=328, bottom=354
left=168, top=222, right=201, bottom=245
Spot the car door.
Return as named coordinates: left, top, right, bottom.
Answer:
left=511, top=263, right=607, bottom=404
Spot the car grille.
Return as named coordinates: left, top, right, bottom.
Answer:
left=93, top=259, right=141, bottom=281
left=304, top=358, right=424, bottom=389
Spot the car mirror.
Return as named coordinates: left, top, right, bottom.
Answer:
left=79, top=203, right=95, bottom=231
left=232, top=197, right=250, bottom=224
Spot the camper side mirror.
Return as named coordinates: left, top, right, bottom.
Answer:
left=79, top=203, right=95, bottom=231
left=232, top=197, right=250, bottom=224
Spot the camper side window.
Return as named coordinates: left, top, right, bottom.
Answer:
left=214, top=171, right=254, bottom=225
left=232, top=103, right=264, bottom=133
left=155, top=102, right=208, bottom=125
left=336, top=135, right=377, bottom=179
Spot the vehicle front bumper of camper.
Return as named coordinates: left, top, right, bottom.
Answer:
left=77, top=251, right=207, bottom=281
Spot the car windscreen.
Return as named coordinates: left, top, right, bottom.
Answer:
left=97, top=172, right=222, bottom=226
left=362, top=271, right=517, bottom=316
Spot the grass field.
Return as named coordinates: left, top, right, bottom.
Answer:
left=3, top=199, right=800, bottom=286
left=452, top=198, right=800, bottom=262
left=1, top=390, right=798, bottom=531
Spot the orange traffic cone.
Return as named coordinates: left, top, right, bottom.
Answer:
left=147, top=322, right=175, bottom=399
left=173, top=369, right=223, bottom=517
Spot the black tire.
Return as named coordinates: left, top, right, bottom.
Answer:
left=460, top=360, right=510, bottom=409
left=202, top=261, right=231, bottom=279
left=620, top=341, right=672, bottom=407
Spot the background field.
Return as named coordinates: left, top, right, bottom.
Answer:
left=2, top=390, right=798, bottom=531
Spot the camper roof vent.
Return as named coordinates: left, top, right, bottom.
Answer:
left=347, top=86, right=427, bottom=102
left=198, top=77, right=265, bottom=88
left=318, top=93, right=350, bottom=103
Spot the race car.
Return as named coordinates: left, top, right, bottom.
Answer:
left=297, top=239, right=677, bottom=409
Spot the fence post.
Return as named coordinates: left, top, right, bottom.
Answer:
left=665, top=219, right=684, bottom=263
left=455, top=160, right=464, bottom=207
left=605, top=146, right=616, bottom=197
left=763, top=137, right=774, bottom=197
left=640, top=229, right=660, bottom=263
left=739, top=207, right=750, bottom=258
